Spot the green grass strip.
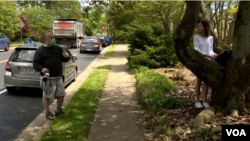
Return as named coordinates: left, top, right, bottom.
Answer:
left=103, top=44, right=117, bottom=58
left=10, top=44, right=22, bottom=48
left=40, top=65, right=111, bottom=141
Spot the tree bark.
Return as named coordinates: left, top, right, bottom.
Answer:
left=227, top=13, right=236, bottom=46
left=173, top=1, right=250, bottom=115
left=24, top=0, right=29, bottom=5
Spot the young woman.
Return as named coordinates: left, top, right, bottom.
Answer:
left=193, top=20, right=217, bottom=108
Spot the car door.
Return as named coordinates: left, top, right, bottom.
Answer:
left=65, top=48, right=75, bottom=80
left=62, top=47, right=74, bottom=83
left=0, top=34, right=4, bottom=49
left=98, top=38, right=102, bottom=50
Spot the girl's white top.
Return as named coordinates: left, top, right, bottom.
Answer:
left=193, top=35, right=216, bottom=60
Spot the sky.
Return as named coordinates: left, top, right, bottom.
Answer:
left=79, top=0, right=89, bottom=7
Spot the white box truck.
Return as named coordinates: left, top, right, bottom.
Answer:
left=52, top=19, right=84, bottom=48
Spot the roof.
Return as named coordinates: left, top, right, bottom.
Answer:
left=84, top=36, right=97, bottom=38
left=54, top=19, right=78, bottom=21
left=15, top=44, right=65, bottom=50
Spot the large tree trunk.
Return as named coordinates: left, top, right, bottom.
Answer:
left=173, top=1, right=250, bottom=115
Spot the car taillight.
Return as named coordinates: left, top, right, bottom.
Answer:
left=5, top=60, right=11, bottom=72
left=81, top=40, right=84, bottom=44
left=96, top=40, right=99, bottom=45
left=103, top=40, right=106, bottom=42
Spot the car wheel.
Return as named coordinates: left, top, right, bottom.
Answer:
left=4, top=43, right=10, bottom=51
left=6, top=87, right=17, bottom=93
left=73, top=69, right=77, bottom=82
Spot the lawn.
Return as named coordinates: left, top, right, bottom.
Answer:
left=40, top=65, right=111, bottom=141
left=103, top=44, right=117, bottom=58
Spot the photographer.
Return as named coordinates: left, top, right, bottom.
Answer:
left=33, top=32, right=70, bottom=120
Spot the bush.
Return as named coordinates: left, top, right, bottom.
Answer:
left=125, top=25, right=179, bottom=69
left=115, top=35, right=125, bottom=42
left=137, top=66, right=181, bottom=114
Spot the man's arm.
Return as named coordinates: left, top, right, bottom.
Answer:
left=61, top=48, right=70, bottom=62
left=33, top=48, right=43, bottom=72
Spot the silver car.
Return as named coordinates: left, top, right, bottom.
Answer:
left=4, top=43, right=78, bottom=93
left=80, top=36, right=102, bottom=54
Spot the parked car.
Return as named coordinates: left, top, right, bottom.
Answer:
left=4, top=43, right=78, bottom=93
left=80, top=36, right=102, bottom=54
left=0, top=32, right=10, bottom=51
left=96, top=35, right=108, bottom=47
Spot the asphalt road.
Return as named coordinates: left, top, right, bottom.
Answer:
left=0, top=47, right=102, bottom=141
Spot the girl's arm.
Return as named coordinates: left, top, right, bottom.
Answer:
left=204, top=54, right=218, bottom=60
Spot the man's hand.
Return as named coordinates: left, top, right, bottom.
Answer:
left=42, top=68, right=49, bottom=74
left=63, top=51, right=69, bottom=58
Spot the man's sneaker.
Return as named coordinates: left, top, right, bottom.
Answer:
left=55, top=109, right=66, bottom=117
left=203, top=102, right=210, bottom=108
left=195, top=102, right=203, bottom=108
left=46, top=112, right=55, bottom=120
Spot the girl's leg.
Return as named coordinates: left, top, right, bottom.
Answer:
left=203, top=83, right=208, bottom=102
left=195, top=77, right=202, bottom=102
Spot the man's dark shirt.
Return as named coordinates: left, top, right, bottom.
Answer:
left=33, top=45, right=70, bottom=77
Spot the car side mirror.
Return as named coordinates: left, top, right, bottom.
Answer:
left=73, top=56, right=77, bottom=60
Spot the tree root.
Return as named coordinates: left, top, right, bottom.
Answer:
left=231, top=109, right=239, bottom=117
left=193, top=107, right=215, bottom=130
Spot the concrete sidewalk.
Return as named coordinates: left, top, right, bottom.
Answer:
left=87, top=44, right=149, bottom=141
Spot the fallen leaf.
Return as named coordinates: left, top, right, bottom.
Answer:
left=66, top=130, right=71, bottom=133
left=233, top=122, right=239, bottom=125
left=67, top=135, right=71, bottom=138
left=175, top=126, right=184, bottom=134
left=146, top=130, right=153, bottom=133
left=211, top=134, right=221, bottom=140
left=48, top=132, right=52, bottom=135
left=166, top=129, right=172, bottom=134
left=186, top=127, right=191, bottom=134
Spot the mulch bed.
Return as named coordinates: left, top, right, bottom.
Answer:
left=141, top=67, right=250, bottom=141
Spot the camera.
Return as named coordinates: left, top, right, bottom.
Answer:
left=42, top=71, right=50, bottom=82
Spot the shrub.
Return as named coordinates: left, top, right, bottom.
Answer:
left=125, top=25, right=179, bottom=69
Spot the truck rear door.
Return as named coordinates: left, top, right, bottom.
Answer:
left=53, top=21, right=76, bottom=36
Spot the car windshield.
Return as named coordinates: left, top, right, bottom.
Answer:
left=96, top=36, right=105, bottom=39
left=10, top=49, right=36, bottom=62
left=84, top=38, right=97, bottom=42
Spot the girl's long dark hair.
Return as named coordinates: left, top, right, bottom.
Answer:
left=200, top=20, right=211, bottom=37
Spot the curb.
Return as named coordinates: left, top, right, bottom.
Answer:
left=193, top=107, right=215, bottom=130
left=14, top=46, right=110, bottom=141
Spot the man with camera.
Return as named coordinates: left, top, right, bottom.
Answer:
left=33, top=32, right=70, bottom=120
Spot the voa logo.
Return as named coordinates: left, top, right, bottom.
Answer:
left=226, top=129, right=246, bottom=136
